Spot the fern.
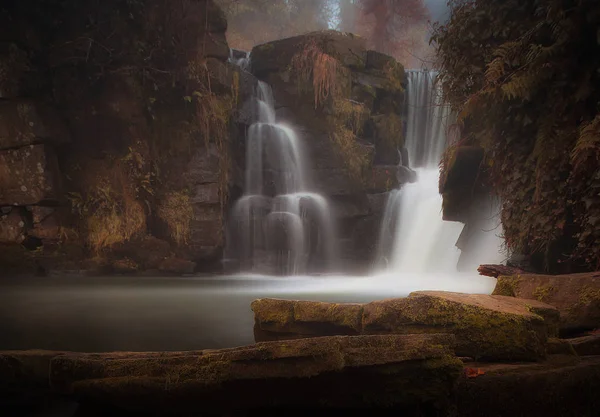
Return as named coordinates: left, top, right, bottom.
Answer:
left=572, top=114, right=600, bottom=172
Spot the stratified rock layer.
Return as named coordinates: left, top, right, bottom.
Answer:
left=1, top=334, right=461, bottom=413
left=252, top=291, right=560, bottom=361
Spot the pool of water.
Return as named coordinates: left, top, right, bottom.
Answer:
left=0, top=273, right=496, bottom=352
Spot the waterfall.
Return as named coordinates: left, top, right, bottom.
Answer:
left=228, top=80, right=339, bottom=275
left=375, top=69, right=503, bottom=274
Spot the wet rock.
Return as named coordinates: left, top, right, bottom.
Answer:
left=253, top=291, right=559, bottom=361
left=492, top=272, right=600, bottom=334
left=158, top=257, right=196, bottom=275
left=0, top=145, right=62, bottom=206
left=0, top=209, right=26, bottom=244
left=200, top=31, right=229, bottom=61
left=365, top=165, right=399, bottom=193
left=0, top=100, right=69, bottom=150
left=440, top=146, right=485, bottom=222
left=251, top=30, right=367, bottom=77
left=568, top=333, right=600, bottom=355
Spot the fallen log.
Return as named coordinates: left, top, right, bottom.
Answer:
left=478, top=264, right=525, bottom=278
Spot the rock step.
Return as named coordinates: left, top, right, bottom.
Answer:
left=252, top=291, right=560, bottom=361
left=493, top=272, right=600, bottom=334
left=1, top=334, right=461, bottom=413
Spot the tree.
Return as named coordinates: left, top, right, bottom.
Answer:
left=356, top=0, right=430, bottom=66
left=216, top=0, right=333, bottom=51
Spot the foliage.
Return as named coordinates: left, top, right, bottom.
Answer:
left=345, top=0, right=431, bottom=67
left=290, top=37, right=344, bottom=108
left=289, top=38, right=370, bottom=182
left=433, top=0, right=600, bottom=271
left=216, top=0, right=333, bottom=51
left=68, top=161, right=146, bottom=253
left=329, top=98, right=372, bottom=182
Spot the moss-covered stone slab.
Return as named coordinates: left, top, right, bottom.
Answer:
left=0, top=144, right=62, bottom=206
left=252, top=299, right=364, bottom=339
left=0, top=100, right=69, bottom=150
left=492, top=272, right=600, bottom=333
left=40, top=334, right=460, bottom=412
left=363, top=292, right=554, bottom=361
left=253, top=292, right=559, bottom=361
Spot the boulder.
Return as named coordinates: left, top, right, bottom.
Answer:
left=251, top=30, right=367, bottom=77
left=45, top=334, right=460, bottom=412
left=0, top=145, right=62, bottom=206
left=492, top=272, right=600, bottom=333
left=253, top=291, right=559, bottom=361
left=0, top=100, right=69, bottom=150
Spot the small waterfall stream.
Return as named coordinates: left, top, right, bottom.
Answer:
left=229, top=80, right=338, bottom=275
left=375, top=69, right=503, bottom=274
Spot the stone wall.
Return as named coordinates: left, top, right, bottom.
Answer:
left=0, top=0, right=253, bottom=276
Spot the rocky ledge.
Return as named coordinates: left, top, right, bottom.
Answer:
left=1, top=334, right=462, bottom=414
left=252, top=291, right=559, bottom=361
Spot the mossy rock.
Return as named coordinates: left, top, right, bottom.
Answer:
left=252, top=299, right=363, bottom=338
left=253, top=292, right=558, bottom=361
left=250, top=30, right=367, bottom=77
left=44, top=334, right=458, bottom=412
left=492, top=273, right=600, bottom=334
left=363, top=292, right=555, bottom=361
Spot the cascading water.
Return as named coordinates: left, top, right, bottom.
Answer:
left=375, top=69, right=503, bottom=274
left=229, top=80, right=338, bottom=275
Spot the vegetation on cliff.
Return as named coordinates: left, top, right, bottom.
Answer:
left=1, top=0, right=235, bottom=271
left=434, top=0, right=600, bottom=272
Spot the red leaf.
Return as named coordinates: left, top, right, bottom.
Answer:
left=465, top=367, right=485, bottom=378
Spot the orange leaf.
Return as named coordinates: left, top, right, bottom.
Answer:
left=465, top=367, right=485, bottom=378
